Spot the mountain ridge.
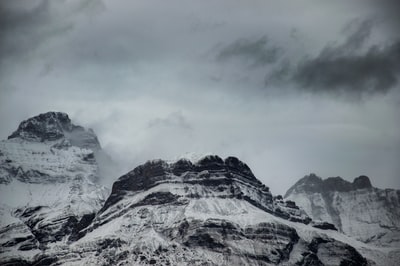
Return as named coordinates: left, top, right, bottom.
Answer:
left=285, top=173, right=373, bottom=198
left=285, top=173, right=400, bottom=249
left=0, top=112, right=398, bottom=265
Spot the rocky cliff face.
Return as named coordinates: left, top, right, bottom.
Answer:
left=285, top=174, right=400, bottom=248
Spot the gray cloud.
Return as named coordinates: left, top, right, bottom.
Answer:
left=148, top=112, right=192, bottom=130
left=268, top=19, right=400, bottom=97
left=293, top=41, right=400, bottom=95
left=372, top=0, right=400, bottom=31
left=217, top=36, right=280, bottom=67
left=340, top=19, right=374, bottom=53
left=0, top=0, right=57, bottom=56
left=0, top=0, right=399, bottom=195
left=0, top=0, right=104, bottom=76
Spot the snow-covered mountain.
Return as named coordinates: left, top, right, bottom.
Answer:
left=285, top=174, right=400, bottom=248
left=0, top=112, right=398, bottom=265
left=0, top=112, right=110, bottom=264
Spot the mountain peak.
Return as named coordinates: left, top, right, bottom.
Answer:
left=352, top=175, right=372, bottom=189
left=7, top=111, right=101, bottom=150
left=8, top=112, right=72, bottom=141
left=101, top=155, right=292, bottom=219
left=285, top=174, right=373, bottom=197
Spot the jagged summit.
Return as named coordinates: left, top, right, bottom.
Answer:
left=8, top=112, right=74, bottom=141
left=353, top=175, right=372, bottom=189
left=102, top=155, right=273, bottom=215
left=285, top=173, right=373, bottom=197
left=8, top=111, right=101, bottom=150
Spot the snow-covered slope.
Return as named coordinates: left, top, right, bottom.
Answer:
left=285, top=174, right=400, bottom=248
left=0, top=112, right=109, bottom=263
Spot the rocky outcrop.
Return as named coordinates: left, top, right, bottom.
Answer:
left=297, top=237, right=368, bottom=266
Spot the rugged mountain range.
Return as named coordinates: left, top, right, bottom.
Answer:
left=0, top=112, right=398, bottom=265
left=285, top=174, right=400, bottom=248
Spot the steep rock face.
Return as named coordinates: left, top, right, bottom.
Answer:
left=285, top=174, right=400, bottom=247
left=101, top=156, right=309, bottom=225
left=0, top=112, right=109, bottom=264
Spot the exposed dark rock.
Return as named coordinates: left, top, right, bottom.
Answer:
left=15, top=207, right=79, bottom=247
left=82, top=152, right=95, bottom=162
left=97, top=238, right=126, bottom=250
left=303, top=237, right=368, bottom=266
left=68, top=213, right=96, bottom=242
left=285, top=174, right=373, bottom=197
left=18, top=242, right=38, bottom=251
left=285, top=200, right=298, bottom=209
left=179, top=219, right=299, bottom=264
left=101, top=156, right=279, bottom=222
left=8, top=112, right=73, bottom=141
left=0, top=258, right=31, bottom=266
left=7, top=111, right=100, bottom=150
left=296, top=252, right=324, bottom=266
left=171, top=159, right=194, bottom=175
left=274, top=195, right=283, bottom=201
left=195, top=155, right=225, bottom=172
left=132, top=192, right=183, bottom=207
left=31, top=255, right=58, bottom=266
left=311, top=221, right=338, bottom=231
left=184, top=233, right=226, bottom=250
left=353, top=175, right=372, bottom=189
left=2, top=236, right=35, bottom=248
left=16, top=206, right=43, bottom=218
left=224, top=156, right=256, bottom=180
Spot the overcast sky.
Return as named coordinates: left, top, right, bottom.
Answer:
left=1, top=0, right=399, bottom=195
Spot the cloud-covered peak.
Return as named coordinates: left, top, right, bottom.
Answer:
left=8, top=111, right=101, bottom=150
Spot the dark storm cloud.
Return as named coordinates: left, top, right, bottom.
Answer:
left=217, top=36, right=280, bottom=67
left=340, top=19, right=374, bottom=52
left=0, top=0, right=104, bottom=66
left=292, top=42, right=400, bottom=95
left=268, top=19, right=400, bottom=96
left=0, top=0, right=59, bottom=57
left=373, top=0, right=400, bottom=29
